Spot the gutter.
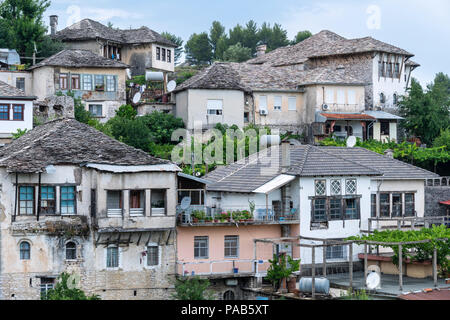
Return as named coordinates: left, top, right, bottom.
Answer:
left=0, top=96, right=37, bottom=100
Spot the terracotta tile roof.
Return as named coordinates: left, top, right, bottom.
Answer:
left=320, top=113, right=376, bottom=120
left=0, top=118, right=172, bottom=173
left=399, top=289, right=450, bottom=300
left=54, top=19, right=177, bottom=47
left=28, top=49, right=129, bottom=70
left=440, top=201, right=450, bottom=206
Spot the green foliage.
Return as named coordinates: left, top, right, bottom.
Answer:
left=172, top=277, right=214, bottom=300
left=115, top=104, right=137, bottom=120
left=399, top=77, right=450, bottom=146
left=257, top=22, right=290, bottom=52
left=139, top=111, right=185, bottom=145
left=12, top=128, right=28, bottom=139
left=185, top=32, right=213, bottom=65
left=43, top=272, right=100, bottom=300
left=348, top=225, right=450, bottom=276
left=265, top=254, right=300, bottom=288
left=108, top=116, right=152, bottom=151
left=434, top=128, right=450, bottom=150
left=223, top=42, right=252, bottom=62
left=209, top=21, right=226, bottom=60
left=340, top=289, right=371, bottom=300
left=161, top=32, right=184, bottom=65
left=291, top=31, right=312, bottom=45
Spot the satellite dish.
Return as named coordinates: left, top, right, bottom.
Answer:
left=132, top=92, right=141, bottom=104
left=180, top=197, right=191, bottom=210
left=322, top=104, right=330, bottom=111
left=195, top=172, right=202, bottom=177
left=126, top=69, right=132, bottom=80
left=167, top=80, right=177, bottom=93
left=366, top=271, right=381, bottom=290
left=346, top=136, right=357, bottom=148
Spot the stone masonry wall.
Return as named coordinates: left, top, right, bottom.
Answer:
left=425, top=186, right=450, bottom=216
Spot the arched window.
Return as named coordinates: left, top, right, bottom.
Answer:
left=380, top=93, right=386, bottom=104
left=65, top=241, right=77, bottom=260
left=223, top=290, right=235, bottom=300
left=20, top=241, right=31, bottom=260
left=393, top=94, right=398, bottom=105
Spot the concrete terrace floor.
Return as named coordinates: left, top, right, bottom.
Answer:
left=327, top=271, right=449, bottom=298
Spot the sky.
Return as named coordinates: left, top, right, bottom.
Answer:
left=46, top=0, right=450, bottom=86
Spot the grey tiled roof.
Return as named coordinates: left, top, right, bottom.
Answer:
left=0, top=80, right=35, bottom=99
left=204, top=145, right=438, bottom=193
left=54, top=19, right=177, bottom=47
left=0, top=118, right=171, bottom=173
left=28, top=49, right=129, bottom=70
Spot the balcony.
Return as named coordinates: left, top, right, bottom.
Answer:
left=177, top=205, right=300, bottom=226
left=177, top=259, right=271, bottom=278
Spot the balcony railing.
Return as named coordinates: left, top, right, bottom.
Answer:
left=177, top=205, right=299, bottom=225
left=177, top=259, right=271, bottom=277
left=366, top=216, right=450, bottom=233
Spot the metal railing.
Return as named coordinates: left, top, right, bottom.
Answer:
left=426, top=177, right=450, bottom=187
left=367, top=216, right=450, bottom=233
left=177, top=259, right=271, bottom=277
left=177, top=205, right=300, bottom=225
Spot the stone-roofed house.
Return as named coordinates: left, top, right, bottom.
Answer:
left=0, top=118, right=181, bottom=300
left=0, top=80, right=36, bottom=144
left=28, top=49, right=129, bottom=122
left=175, top=141, right=439, bottom=286
left=174, top=30, right=417, bottom=141
left=52, top=17, right=177, bottom=77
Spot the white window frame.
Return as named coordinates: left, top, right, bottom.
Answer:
left=207, top=99, right=223, bottom=116
left=325, top=89, right=334, bottom=104
left=194, top=236, right=209, bottom=259
left=259, top=95, right=268, bottom=112
left=330, top=179, right=342, bottom=196
left=315, top=180, right=327, bottom=196
left=345, top=179, right=357, bottom=195
left=82, top=74, right=93, bottom=91
left=326, top=245, right=347, bottom=261
left=106, top=75, right=116, bottom=92
left=337, top=90, right=345, bottom=105
left=88, top=104, right=103, bottom=118
left=273, top=96, right=282, bottom=111
left=288, top=97, right=297, bottom=111
left=105, top=245, right=122, bottom=270
left=224, top=235, right=239, bottom=259
left=347, top=90, right=356, bottom=105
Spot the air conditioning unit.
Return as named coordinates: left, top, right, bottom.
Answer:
left=260, top=109, right=268, bottom=116
left=322, top=104, right=330, bottom=111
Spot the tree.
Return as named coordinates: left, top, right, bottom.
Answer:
left=399, top=77, right=450, bottom=146
left=172, top=277, right=214, bottom=300
left=222, top=43, right=252, bottom=62
left=265, top=253, right=300, bottom=291
left=228, top=24, right=245, bottom=47
left=292, top=30, right=312, bottom=45
left=434, top=128, right=450, bottom=149
left=434, top=72, right=450, bottom=96
left=43, top=273, right=100, bottom=300
left=214, top=36, right=228, bottom=61
left=257, top=22, right=289, bottom=52
left=0, top=0, right=51, bottom=62
left=185, top=32, right=213, bottom=65
left=242, top=20, right=259, bottom=54
left=209, top=21, right=226, bottom=60
left=161, top=32, right=184, bottom=65
left=139, top=111, right=185, bottom=145
left=108, top=117, right=153, bottom=152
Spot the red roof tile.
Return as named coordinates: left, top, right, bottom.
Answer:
left=321, top=113, right=375, bottom=120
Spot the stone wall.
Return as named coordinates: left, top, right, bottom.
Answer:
left=425, top=186, right=450, bottom=216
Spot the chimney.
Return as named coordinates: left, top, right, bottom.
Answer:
left=256, top=44, right=267, bottom=57
left=50, top=15, right=58, bottom=36
left=384, top=149, right=394, bottom=159
left=281, top=140, right=291, bottom=169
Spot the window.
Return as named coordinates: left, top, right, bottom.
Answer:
left=325, top=89, right=334, bottom=104
left=380, top=121, right=390, bottom=135
left=392, top=194, right=402, bottom=217
left=347, top=90, right=356, bottom=105
left=382, top=62, right=386, bottom=77
left=345, top=179, right=357, bottom=195
left=167, top=49, right=172, bottom=63
left=107, top=190, right=122, bottom=217
left=394, top=63, right=400, bottom=78
left=19, top=186, right=34, bottom=215
left=387, top=63, right=393, bottom=77
left=315, top=180, right=326, bottom=196
left=378, top=60, right=383, bottom=77
left=71, top=74, right=80, bottom=90
left=20, top=241, right=31, bottom=260
left=40, top=278, right=55, bottom=300
left=156, top=47, right=161, bottom=60
left=162, top=48, right=166, bottom=62
left=83, top=74, right=93, bottom=91
left=60, top=186, right=76, bottom=215
left=244, top=112, right=249, bottom=123
left=337, top=90, right=345, bottom=104
left=147, top=245, right=159, bottom=266
left=313, top=198, right=327, bottom=222
left=65, top=241, right=77, bottom=260
left=16, top=77, right=25, bottom=91
left=326, top=245, right=346, bottom=260
left=330, top=198, right=342, bottom=220
left=12, top=104, right=24, bottom=121
left=151, top=189, right=166, bottom=215
left=393, top=94, right=398, bottom=106
left=106, top=246, right=119, bottom=268
left=40, top=186, right=56, bottom=214
left=224, top=236, right=239, bottom=258
left=207, top=100, right=223, bottom=116
left=0, top=104, right=9, bottom=120
left=405, top=193, right=415, bottom=217
left=344, top=198, right=358, bottom=220
left=288, top=97, right=297, bottom=111
left=94, top=75, right=105, bottom=91
left=223, top=290, right=235, bottom=300
left=106, top=75, right=116, bottom=92
left=130, top=190, right=145, bottom=216
left=380, top=93, right=386, bottom=104
left=89, top=104, right=103, bottom=117
left=371, top=194, right=377, bottom=218
left=194, top=236, right=209, bottom=259
left=380, top=193, right=390, bottom=217
left=274, top=96, right=282, bottom=111
left=330, top=180, right=341, bottom=195
left=259, top=96, right=268, bottom=112
left=345, top=125, right=353, bottom=136
left=60, top=74, right=68, bottom=90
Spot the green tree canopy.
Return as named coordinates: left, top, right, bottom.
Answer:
left=43, top=273, right=100, bottom=300
left=172, top=277, right=214, bottom=300
left=292, top=30, right=312, bottom=45
left=161, top=32, right=184, bottom=65
left=222, top=42, right=252, bottom=62
left=209, top=21, right=226, bottom=60
left=185, top=32, right=213, bottom=65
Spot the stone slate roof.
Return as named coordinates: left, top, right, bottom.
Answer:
left=28, top=49, right=129, bottom=70
left=204, top=145, right=438, bottom=193
left=247, top=30, right=413, bottom=67
left=54, top=19, right=177, bottom=47
left=0, top=80, right=35, bottom=99
left=0, top=118, right=171, bottom=173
